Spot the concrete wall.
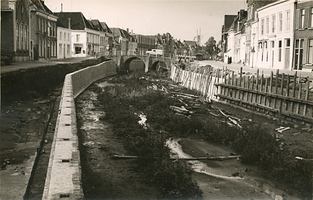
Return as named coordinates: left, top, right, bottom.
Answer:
left=42, top=60, right=117, bottom=200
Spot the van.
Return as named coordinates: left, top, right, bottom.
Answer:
left=146, top=49, right=163, bottom=56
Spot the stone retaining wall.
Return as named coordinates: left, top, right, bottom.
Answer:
left=42, top=60, right=117, bottom=199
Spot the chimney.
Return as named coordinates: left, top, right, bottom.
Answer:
left=68, top=18, right=71, bottom=29
left=61, top=3, right=63, bottom=12
left=126, top=28, right=129, bottom=33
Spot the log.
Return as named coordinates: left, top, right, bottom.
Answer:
left=112, top=155, right=242, bottom=161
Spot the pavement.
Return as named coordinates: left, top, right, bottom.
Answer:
left=1, top=56, right=96, bottom=74
left=197, top=60, right=313, bottom=80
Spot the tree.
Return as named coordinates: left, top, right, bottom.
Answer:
left=204, top=37, right=217, bottom=59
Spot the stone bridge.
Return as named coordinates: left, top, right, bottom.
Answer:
left=111, top=55, right=172, bottom=72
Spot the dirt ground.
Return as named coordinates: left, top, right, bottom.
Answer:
left=75, top=73, right=311, bottom=199
left=76, top=85, right=162, bottom=199
left=1, top=69, right=311, bottom=199
left=0, top=88, right=61, bottom=199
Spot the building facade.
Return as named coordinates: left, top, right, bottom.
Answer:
left=134, top=35, right=158, bottom=56
left=56, top=18, right=71, bottom=59
left=255, top=0, right=295, bottom=70
left=30, top=0, right=58, bottom=61
left=224, top=10, right=247, bottom=64
left=1, top=0, right=32, bottom=62
left=294, top=0, right=313, bottom=70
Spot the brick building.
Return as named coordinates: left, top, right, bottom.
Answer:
left=294, top=0, right=313, bottom=70
left=1, top=0, right=31, bottom=62
left=29, top=0, right=58, bottom=60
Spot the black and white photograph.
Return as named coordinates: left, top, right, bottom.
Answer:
left=1, top=0, right=312, bottom=199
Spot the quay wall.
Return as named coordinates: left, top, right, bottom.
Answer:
left=42, top=60, right=117, bottom=199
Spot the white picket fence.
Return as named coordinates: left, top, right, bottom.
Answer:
left=170, top=64, right=223, bottom=100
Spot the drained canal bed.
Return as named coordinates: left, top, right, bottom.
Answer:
left=76, top=72, right=309, bottom=199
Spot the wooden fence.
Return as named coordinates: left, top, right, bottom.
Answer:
left=170, top=64, right=222, bottom=100
left=170, top=64, right=313, bottom=124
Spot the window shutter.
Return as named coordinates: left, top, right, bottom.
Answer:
left=295, top=9, right=300, bottom=29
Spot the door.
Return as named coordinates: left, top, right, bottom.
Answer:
left=284, top=39, right=290, bottom=69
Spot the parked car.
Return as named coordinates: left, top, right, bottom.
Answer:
left=146, top=49, right=163, bottom=56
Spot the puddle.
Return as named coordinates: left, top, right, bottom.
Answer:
left=166, top=138, right=242, bottom=180
left=166, top=138, right=299, bottom=200
left=135, top=112, right=147, bottom=129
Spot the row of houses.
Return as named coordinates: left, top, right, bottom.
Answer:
left=221, top=0, right=313, bottom=71
left=1, top=0, right=201, bottom=63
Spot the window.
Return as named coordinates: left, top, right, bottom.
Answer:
left=300, top=9, right=305, bottom=28
left=285, top=38, right=290, bottom=47
left=261, top=18, right=264, bottom=35
left=64, top=32, right=66, bottom=41
left=25, top=25, right=27, bottom=50
left=286, top=10, right=290, bottom=31
left=311, top=8, right=313, bottom=27
left=16, top=23, right=19, bottom=49
left=309, top=39, right=313, bottom=64
left=67, top=44, right=70, bottom=55
left=38, top=18, right=41, bottom=32
left=39, top=39, right=41, bottom=56
left=295, top=39, right=304, bottom=69
left=272, top=14, right=276, bottom=33
left=60, top=31, right=62, bottom=40
left=278, top=40, right=282, bottom=62
left=279, top=13, right=283, bottom=32
left=20, top=24, right=23, bottom=49
left=266, top=16, right=269, bottom=34
left=41, top=19, right=44, bottom=33
left=68, top=33, right=70, bottom=41
left=76, top=34, right=80, bottom=42
left=59, top=44, right=62, bottom=56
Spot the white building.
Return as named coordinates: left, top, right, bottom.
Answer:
left=224, top=10, right=247, bottom=64
left=255, top=0, right=296, bottom=70
left=57, top=18, right=71, bottom=59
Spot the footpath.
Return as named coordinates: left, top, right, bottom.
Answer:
left=198, top=60, right=313, bottom=80
left=1, top=56, right=96, bottom=74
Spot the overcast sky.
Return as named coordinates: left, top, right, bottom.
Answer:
left=45, top=0, right=245, bottom=45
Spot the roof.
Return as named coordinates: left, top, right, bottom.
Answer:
left=223, top=15, right=237, bottom=33
left=30, top=0, right=53, bottom=14
left=100, top=22, right=112, bottom=33
left=184, top=40, right=198, bottom=47
left=54, top=12, right=93, bottom=30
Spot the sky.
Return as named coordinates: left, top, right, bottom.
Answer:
left=45, top=0, right=246, bottom=45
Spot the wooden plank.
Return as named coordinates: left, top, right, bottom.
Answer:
left=274, top=69, right=279, bottom=109
left=291, top=71, right=297, bottom=113
left=227, top=73, right=231, bottom=97
left=260, top=72, right=264, bottom=105
left=265, top=76, right=268, bottom=106
left=303, top=81, right=309, bottom=116
left=251, top=75, right=255, bottom=103
left=214, top=83, right=313, bottom=106
left=239, top=67, right=243, bottom=87
left=296, top=74, right=302, bottom=114
left=269, top=71, right=273, bottom=108
left=286, top=74, right=290, bottom=111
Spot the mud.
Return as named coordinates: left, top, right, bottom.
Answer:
left=76, top=84, right=162, bottom=199
left=0, top=87, right=62, bottom=199
left=168, top=137, right=302, bottom=200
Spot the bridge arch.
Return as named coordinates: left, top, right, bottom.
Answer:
left=151, top=60, right=168, bottom=71
left=122, top=56, right=146, bottom=72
